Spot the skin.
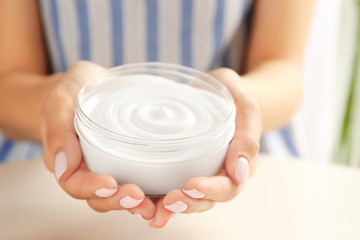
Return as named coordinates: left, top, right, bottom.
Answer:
left=0, top=0, right=314, bottom=229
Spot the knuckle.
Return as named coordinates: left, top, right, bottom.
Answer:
left=232, top=136, right=260, bottom=160
left=45, top=128, right=66, bottom=151
left=46, top=128, right=60, bottom=143
left=235, top=93, right=260, bottom=114
left=66, top=62, right=103, bottom=89
left=247, top=96, right=261, bottom=114
left=218, top=68, right=241, bottom=84
left=42, top=87, right=72, bottom=117
left=217, top=67, right=238, bottom=76
left=68, top=61, right=92, bottom=71
left=49, top=84, right=68, bottom=100
left=243, top=137, right=260, bottom=158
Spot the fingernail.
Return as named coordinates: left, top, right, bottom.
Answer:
left=235, top=157, right=249, bottom=185
left=183, top=189, right=205, bottom=199
left=134, top=213, right=153, bottom=223
left=120, top=196, right=143, bottom=208
left=95, top=188, right=117, bottom=198
left=164, top=201, right=188, bottom=213
left=55, top=152, right=67, bottom=180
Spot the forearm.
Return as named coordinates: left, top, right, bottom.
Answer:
left=0, top=72, right=61, bottom=141
left=242, top=59, right=302, bottom=131
left=241, top=0, right=314, bottom=132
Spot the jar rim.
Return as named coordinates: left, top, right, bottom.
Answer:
left=75, top=62, right=235, bottom=146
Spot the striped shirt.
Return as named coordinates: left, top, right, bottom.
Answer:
left=40, top=0, right=251, bottom=72
left=0, top=0, right=298, bottom=163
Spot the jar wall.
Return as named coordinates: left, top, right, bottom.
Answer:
left=78, top=133, right=229, bottom=196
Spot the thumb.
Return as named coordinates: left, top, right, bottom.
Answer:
left=41, top=61, right=106, bottom=180
left=209, top=68, right=262, bottom=186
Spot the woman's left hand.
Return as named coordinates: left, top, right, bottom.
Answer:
left=148, top=68, right=262, bottom=228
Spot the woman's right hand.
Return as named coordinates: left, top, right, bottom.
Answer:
left=40, top=61, right=156, bottom=222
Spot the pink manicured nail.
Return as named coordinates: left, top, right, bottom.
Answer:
left=134, top=213, right=152, bottom=223
left=235, top=157, right=249, bottom=185
left=164, top=201, right=188, bottom=213
left=120, top=196, right=143, bottom=208
left=95, top=188, right=117, bottom=198
left=183, top=189, right=205, bottom=199
left=55, top=152, right=67, bottom=180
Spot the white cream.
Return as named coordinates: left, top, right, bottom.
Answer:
left=75, top=63, right=235, bottom=195
left=82, top=74, right=228, bottom=140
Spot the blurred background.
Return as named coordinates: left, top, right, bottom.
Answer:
left=291, top=0, right=360, bottom=166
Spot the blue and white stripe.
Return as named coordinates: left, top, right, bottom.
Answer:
left=0, top=134, right=43, bottom=163
left=146, top=0, right=159, bottom=61
left=158, top=0, right=181, bottom=64
left=40, top=0, right=250, bottom=71
left=262, top=125, right=300, bottom=158
left=110, top=0, right=124, bottom=66
left=0, top=0, right=299, bottom=163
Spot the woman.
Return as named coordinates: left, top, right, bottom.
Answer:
left=0, top=0, right=313, bottom=228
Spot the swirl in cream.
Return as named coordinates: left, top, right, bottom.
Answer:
left=82, top=74, right=228, bottom=140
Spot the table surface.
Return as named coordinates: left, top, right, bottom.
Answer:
left=0, top=155, right=360, bottom=240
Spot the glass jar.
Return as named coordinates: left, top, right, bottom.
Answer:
left=74, top=62, right=235, bottom=196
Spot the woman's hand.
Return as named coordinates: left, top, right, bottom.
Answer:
left=40, top=61, right=156, bottom=221
left=149, top=68, right=262, bottom=228
left=40, top=63, right=261, bottom=228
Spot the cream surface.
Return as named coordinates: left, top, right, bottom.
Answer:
left=82, top=74, right=228, bottom=139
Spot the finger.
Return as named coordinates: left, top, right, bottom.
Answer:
left=226, top=96, right=261, bottom=184
left=149, top=197, right=175, bottom=229
left=183, top=174, right=244, bottom=202
left=43, top=118, right=120, bottom=197
left=53, top=161, right=117, bottom=199
left=163, top=190, right=215, bottom=214
left=209, top=68, right=261, bottom=186
left=41, top=61, right=106, bottom=180
left=128, top=198, right=157, bottom=223
left=87, top=183, right=145, bottom=212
